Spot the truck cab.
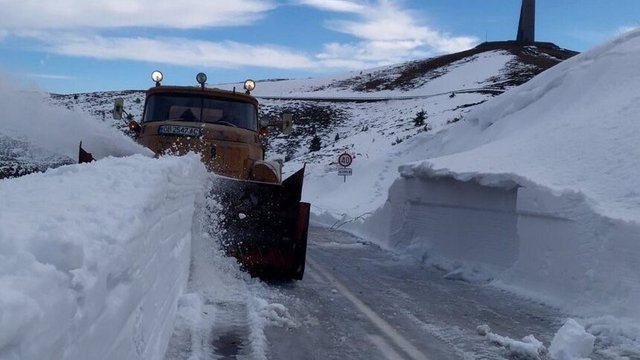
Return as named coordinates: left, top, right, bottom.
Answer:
left=126, top=72, right=280, bottom=183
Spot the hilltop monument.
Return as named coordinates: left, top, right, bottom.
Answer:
left=475, top=0, right=574, bottom=53
left=516, top=0, right=535, bottom=44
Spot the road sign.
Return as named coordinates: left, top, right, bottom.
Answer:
left=338, top=168, right=352, bottom=176
left=338, top=152, right=353, bottom=167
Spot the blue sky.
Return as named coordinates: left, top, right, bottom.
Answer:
left=1, top=0, right=638, bottom=94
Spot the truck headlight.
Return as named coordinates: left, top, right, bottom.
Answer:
left=196, top=72, right=208, bottom=85
left=151, top=71, right=163, bottom=86
left=244, top=79, right=256, bottom=92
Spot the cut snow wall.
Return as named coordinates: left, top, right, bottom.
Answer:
left=362, top=176, right=519, bottom=272
left=0, top=154, right=208, bottom=360
left=361, top=174, right=640, bottom=319
left=511, top=186, right=640, bottom=318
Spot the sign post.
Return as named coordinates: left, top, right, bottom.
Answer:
left=282, top=113, right=293, bottom=135
left=337, top=152, right=353, bottom=182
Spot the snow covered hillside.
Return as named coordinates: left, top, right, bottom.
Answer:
left=3, top=35, right=640, bottom=359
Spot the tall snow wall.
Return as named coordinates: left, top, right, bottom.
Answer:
left=0, top=154, right=207, bottom=360
left=358, top=173, right=640, bottom=320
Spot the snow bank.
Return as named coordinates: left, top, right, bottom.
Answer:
left=378, top=29, right=640, bottom=318
left=366, top=164, right=640, bottom=315
left=0, top=154, right=207, bottom=359
left=415, top=30, right=640, bottom=223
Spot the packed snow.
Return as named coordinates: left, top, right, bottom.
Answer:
left=0, top=153, right=207, bottom=359
left=408, top=33, right=640, bottom=223
left=2, top=30, right=640, bottom=359
left=549, top=319, right=596, bottom=360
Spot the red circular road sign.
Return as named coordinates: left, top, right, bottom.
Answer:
left=338, top=152, right=353, bottom=167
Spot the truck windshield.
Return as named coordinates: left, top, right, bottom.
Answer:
left=142, top=94, right=258, bottom=131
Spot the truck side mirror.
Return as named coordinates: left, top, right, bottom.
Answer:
left=113, top=98, right=124, bottom=120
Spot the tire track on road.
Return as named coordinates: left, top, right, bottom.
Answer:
left=306, top=257, right=430, bottom=360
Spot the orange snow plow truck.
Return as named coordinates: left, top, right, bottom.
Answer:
left=79, top=71, right=309, bottom=280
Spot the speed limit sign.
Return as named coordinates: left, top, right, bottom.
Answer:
left=338, top=152, right=352, bottom=167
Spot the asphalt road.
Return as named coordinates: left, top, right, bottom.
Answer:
left=261, top=227, right=568, bottom=360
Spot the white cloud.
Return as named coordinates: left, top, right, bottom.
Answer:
left=317, top=40, right=428, bottom=69
left=327, top=3, right=427, bottom=42
left=25, top=73, right=75, bottom=80
left=299, top=0, right=477, bottom=69
left=24, top=32, right=315, bottom=70
left=617, top=25, right=639, bottom=35
left=295, top=0, right=365, bottom=14
left=305, top=0, right=477, bottom=67
left=2, top=0, right=479, bottom=77
left=0, top=0, right=275, bottom=29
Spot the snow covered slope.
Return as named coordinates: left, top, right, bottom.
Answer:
left=411, top=32, right=640, bottom=223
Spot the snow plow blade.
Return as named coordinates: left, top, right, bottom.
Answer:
left=215, top=167, right=309, bottom=280
left=78, top=142, right=95, bottom=163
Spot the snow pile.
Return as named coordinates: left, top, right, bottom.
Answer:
left=0, top=72, right=150, bottom=163
left=478, top=319, right=596, bottom=360
left=549, top=319, right=595, bottom=360
left=0, top=154, right=207, bottom=359
left=409, top=29, right=640, bottom=223
left=477, top=324, right=546, bottom=360
left=391, top=29, right=640, bottom=316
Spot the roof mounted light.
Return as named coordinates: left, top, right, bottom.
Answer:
left=196, top=72, right=207, bottom=89
left=151, top=70, right=163, bottom=87
left=244, top=79, right=256, bottom=94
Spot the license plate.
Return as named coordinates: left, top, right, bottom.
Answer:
left=158, top=125, right=202, bottom=137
